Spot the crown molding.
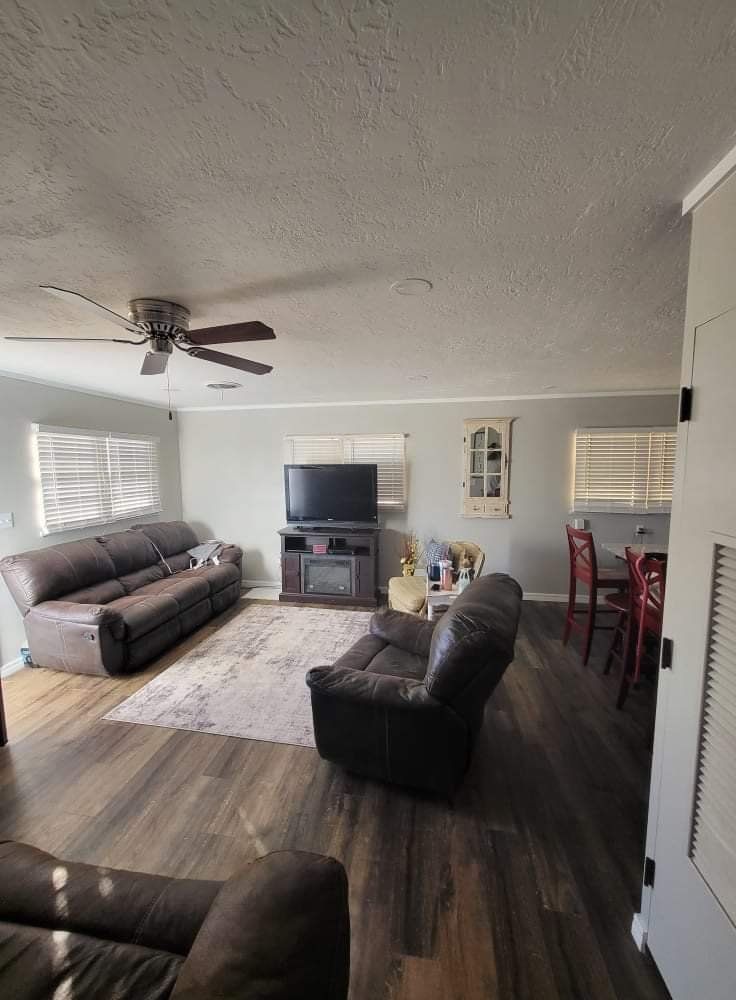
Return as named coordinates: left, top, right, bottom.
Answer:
left=0, top=368, right=678, bottom=414
left=682, top=141, right=736, bottom=215
left=0, top=368, right=172, bottom=412
left=177, top=388, right=678, bottom=413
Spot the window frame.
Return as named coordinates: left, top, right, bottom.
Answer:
left=33, top=423, right=163, bottom=536
left=284, top=433, right=407, bottom=510
left=571, top=426, right=677, bottom=515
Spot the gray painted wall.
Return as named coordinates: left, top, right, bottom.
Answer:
left=0, top=375, right=183, bottom=667
left=178, top=393, right=677, bottom=596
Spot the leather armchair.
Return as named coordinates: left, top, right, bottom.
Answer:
left=0, top=840, right=350, bottom=1000
left=307, top=573, right=522, bottom=796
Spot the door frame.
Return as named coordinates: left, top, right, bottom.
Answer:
left=632, top=306, right=736, bottom=953
left=630, top=318, right=697, bottom=951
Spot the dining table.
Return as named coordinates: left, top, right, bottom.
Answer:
left=601, top=541, right=669, bottom=561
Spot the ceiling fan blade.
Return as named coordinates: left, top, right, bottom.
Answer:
left=40, top=285, right=143, bottom=333
left=186, top=346, right=273, bottom=375
left=4, top=335, right=132, bottom=343
left=140, top=351, right=169, bottom=375
left=186, top=321, right=275, bottom=346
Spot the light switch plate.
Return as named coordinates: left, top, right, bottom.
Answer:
left=0, top=512, right=15, bottom=528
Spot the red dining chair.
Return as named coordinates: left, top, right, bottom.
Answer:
left=615, top=550, right=667, bottom=709
left=562, top=526, right=629, bottom=665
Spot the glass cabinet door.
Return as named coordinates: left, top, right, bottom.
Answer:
left=463, top=418, right=511, bottom=517
left=469, top=475, right=484, bottom=497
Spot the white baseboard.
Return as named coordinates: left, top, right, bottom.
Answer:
left=630, top=912, right=648, bottom=953
left=523, top=592, right=568, bottom=603
left=240, top=588, right=587, bottom=603
left=523, top=592, right=612, bottom=605
left=1, top=656, right=25, bottom=679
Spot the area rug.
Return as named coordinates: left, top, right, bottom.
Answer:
left=103, top=603, right=374, bottom=748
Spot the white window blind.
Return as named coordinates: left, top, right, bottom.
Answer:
left=284, top=433, right=407, bottom=509
left=572, top=427, right=676, bottom=513
left=34, top=424, right=162, bottom=535
left=690, top=543, right=736, bottom=925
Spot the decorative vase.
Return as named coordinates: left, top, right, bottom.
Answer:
left=402, top=562, right=416, bottom=577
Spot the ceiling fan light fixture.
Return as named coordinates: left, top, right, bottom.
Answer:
left=205, top=381, right=242, bottom=391
left=391, top=278, right=433, bottom=296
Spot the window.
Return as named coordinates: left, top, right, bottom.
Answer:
left=572, top=427, right=677, bottom=514
left=34, top=424, right=162, bottom=535
left=284, top=433, right=406, bottom=509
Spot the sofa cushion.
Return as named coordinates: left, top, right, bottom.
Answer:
left=387, top=575, right=426, bottom=614
left=97, top=529, right=160, bottom=577
left=211, top=581, right=241, bottom=615
left=167, top=552, right=193, bottom=573
left=64, top=578, right=125, bottom=605
left=107, top=594, right=179, bottom=641
left=118, top=564, right=166, bottom=594
left=186, top=562, right=241, bottom=594
left=366, top=644, right=427, bottom=682
left=127, top=619, right=182, bottom=669
left=333, top=633, right=387, bottom=672
left=0, top=920, right=183, bottom=1000
left=133, top=575, right=210, bottom=612
left=134, top=521, right=199, bottom=558
left=0, top=539, right=117, bottom=615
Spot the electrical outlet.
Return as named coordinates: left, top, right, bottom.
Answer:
left=573, top=518, right=587, bottom=530
left=0, top=512, right=14, bottom=529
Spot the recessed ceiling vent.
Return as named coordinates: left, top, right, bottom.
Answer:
left=206, top=381, right=242, bottom=391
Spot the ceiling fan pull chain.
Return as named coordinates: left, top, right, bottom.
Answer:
left=166, top=366, right=173, bottom=421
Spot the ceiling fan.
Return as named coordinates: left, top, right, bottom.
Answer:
left=4, top=286, right=276, bottom=376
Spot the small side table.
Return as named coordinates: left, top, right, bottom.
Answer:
left=426, top=587, right=459, bottom=621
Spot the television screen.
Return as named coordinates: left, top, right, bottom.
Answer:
left=284, top=464, right=378, bottom=524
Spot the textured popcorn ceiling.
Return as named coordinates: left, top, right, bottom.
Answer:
left=1, top=0, right=735, bottom=408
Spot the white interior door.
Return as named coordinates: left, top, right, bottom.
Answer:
left=646, top=307, right=736, bottom=998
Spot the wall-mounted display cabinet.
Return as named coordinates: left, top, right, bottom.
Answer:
left=462, top=418, right=512, bottom=517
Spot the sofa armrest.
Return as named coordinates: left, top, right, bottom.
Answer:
left=172, top=852, right=350, bottom=1000
left=0, top=841, right=220, bottom=956
left=307, top=663, right=434, bottom=709
left=369, top=608, right=435, bottom=657
left=30, top=600, right=123, bottom=630
left=24, top=602, right=126, bottom=674
left=218, top=544, right=242, bottom=566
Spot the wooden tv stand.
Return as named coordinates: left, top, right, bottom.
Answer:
left=278, top=526, right=379, bottom=607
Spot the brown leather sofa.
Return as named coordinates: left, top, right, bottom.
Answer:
left=0, top=521, right=243, bottom=676
left=0, top=840, right=350, bottom=999
left=306, top=573, right=523, bottom=796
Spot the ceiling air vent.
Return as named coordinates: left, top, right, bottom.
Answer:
left=205, top=381, right=242, bottom=391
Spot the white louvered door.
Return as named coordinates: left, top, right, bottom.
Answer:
left=646, top=307, right=736, bottom=1000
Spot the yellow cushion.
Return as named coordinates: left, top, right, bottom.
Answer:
left=387, top=575, right=426, bottom=615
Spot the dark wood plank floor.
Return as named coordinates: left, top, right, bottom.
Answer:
left=0, top=599, right=669, bottom=1000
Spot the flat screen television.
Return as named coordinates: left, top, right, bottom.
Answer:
left=284, top=464, right=378, bottom=525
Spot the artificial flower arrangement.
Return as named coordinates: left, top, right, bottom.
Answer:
left=400, top=532, right=422, bottom=576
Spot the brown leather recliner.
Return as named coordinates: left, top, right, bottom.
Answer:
left=0, top=840, right=350, bottom=999
left=0, top=521, right=243, bottom=676
left=306, top=573, right=523, bottom=796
